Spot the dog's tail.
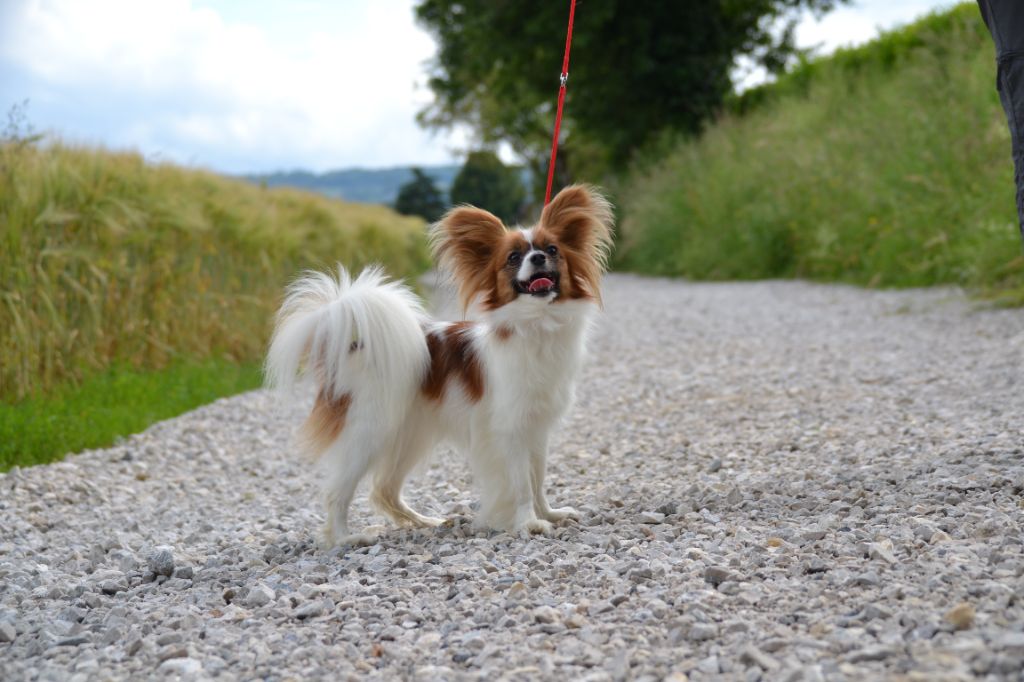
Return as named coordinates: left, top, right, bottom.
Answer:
left=265, top=265, right=429, bottom=453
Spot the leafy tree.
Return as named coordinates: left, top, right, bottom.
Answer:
left=395, top=167, right=447, bottom=222
left=416, top=0, right=846, bottom=188
left=450, top=150, right=525, bottom=223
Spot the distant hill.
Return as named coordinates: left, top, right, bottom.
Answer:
left=243, top=165, right=460, bottom=206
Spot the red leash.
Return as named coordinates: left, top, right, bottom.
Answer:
left=543, top=0, right=577, bottom=206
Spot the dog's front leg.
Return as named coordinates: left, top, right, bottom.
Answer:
left=496, top=434, right=553, bottom=536
left=530, top=437, right=580, bottom=523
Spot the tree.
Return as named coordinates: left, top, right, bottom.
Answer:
left=395, top=167, right=447, bottom=222
left=415, top=0, right=846, bottom=189
left=450, top=150, right=524, bottom=224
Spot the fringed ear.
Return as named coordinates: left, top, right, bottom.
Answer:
left=540, top=185, right=615, bottom=305
left=430, top=206, right=507, bottom=312
left=540, top=184, right=614, bottom=273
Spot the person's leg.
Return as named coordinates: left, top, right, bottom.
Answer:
left=978, top=0, right=1024, bottom=239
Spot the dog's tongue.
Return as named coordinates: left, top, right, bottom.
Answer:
left=528, top=277, right=554, bottom=293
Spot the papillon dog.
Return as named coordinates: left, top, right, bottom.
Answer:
left=266, top=184, right=613, bottom=546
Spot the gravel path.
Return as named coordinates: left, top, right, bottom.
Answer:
left=2, top=275, right=1023, bottom=681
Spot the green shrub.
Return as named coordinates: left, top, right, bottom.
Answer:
left=617, top=4, right=1024, bottom=303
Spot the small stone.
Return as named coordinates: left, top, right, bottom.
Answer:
left=160, top=658, right=202, bottom=676
left=506, top=582, right=527, bottom=600
left=58, top=635, right=90, bottom=647
left=994, top=632, right=1024, bottom=654
left=726, top=487, right=742, bottom=506
left=245, top=584, right=276, bottom=608
left=100, top=579, right=128, bottom=595
left=848, top=572, right=879, bottom=587
left=704, top=566, right=739, bottom=586
left=696, top=655, right=720, bottom=674
left=739, top=645, right=780, bottom=671
left=708, top=459, right=723, bottom=473
left=718, top=581, right=741, bottom=595
left=868, top=540, right=897, bottom=565
left=148, top=546, right=175, bottom=577
left=845, top=646, right=895, bottom=663
left=688, top=623, right=718, bottom=641
left=157, top=645, right=188, bottom=662
left=534, top=606, right=559, bottom=624
left=156, top=632, right=182, bottom=646
left=0, top=622, right=15, bottom=643
left=944, top=603, right=975, bottom=631
left=639, top=512, right=665, bottom=524
left=126, top=637, right=143, bottom=656
left=294, top=601, right=325, bottom=619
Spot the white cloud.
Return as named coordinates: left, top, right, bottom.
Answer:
left=0, top=0, right=467, bottom=172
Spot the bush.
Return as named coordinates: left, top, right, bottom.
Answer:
left=616, top=4, right=1024, bottom=303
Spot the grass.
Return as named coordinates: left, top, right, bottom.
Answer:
left=0, top=360, right=262, bottom=471
left=1, top=140, right=431, bottom=469
left=615, top=4, right=1024, bottom=304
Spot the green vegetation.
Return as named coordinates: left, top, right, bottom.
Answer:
left=395, top=167, right=447, bottom=222
left=416, top=0, right=843, bottom=192
left=0, top=360, right=262, bottom=471
left=1, top=141, right=430, bottom=468
left=450, top=151, right=525, bottom=224
left=616, top=4, right=1024, bottom=302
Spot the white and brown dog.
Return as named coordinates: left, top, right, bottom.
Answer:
left=266, top=184, right=613, bottom=545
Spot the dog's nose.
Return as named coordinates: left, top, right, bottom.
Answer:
left=529, top=253, right=546, bottom=266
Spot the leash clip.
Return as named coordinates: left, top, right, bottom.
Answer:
left=559, top=72, right=569, bottom=88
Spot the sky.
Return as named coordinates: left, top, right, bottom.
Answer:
left=0, top=0, right=963, bottom=174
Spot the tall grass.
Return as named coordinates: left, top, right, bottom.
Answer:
left=0, top=141, right=431, bottom=403
left=616, top=4, right=1024, bottom=302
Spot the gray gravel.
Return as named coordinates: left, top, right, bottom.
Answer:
left=2, top=275, right=1023, bottom=681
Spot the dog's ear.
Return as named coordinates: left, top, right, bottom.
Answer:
left=430, top=206, right=507, bottom=311
left=540, top=184, right=614, bottom=272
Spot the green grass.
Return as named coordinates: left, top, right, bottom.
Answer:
left=0, top=360, right=262, bottom=470
left=1, top=139, right=432, bottom=470
left=615, top=4, right=1024, bottom=304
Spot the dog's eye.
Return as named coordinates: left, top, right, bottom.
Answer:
left=545, top=245, right=559, bottom=256
left=507, top=251, right=521, bottom=265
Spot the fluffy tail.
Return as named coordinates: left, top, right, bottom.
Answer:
left=265, top=265, right=429, bottom=450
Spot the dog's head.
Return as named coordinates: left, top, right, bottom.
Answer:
left=430, top=184, right=614, bottom=313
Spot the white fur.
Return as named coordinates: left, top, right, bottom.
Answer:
left=267, top=264, right=597, bottom=546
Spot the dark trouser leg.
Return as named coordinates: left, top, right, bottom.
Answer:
left=978, top=0, right=1024, bottom=239
left=997, top=57, right=1024, bottom=239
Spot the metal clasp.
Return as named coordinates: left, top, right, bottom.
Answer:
left=559, top=72, right=569, bottom=88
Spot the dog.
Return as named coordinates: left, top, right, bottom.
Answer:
left=265, top=184, right=613, bottom=546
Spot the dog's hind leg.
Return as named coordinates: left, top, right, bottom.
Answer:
left=320, top=434, right=379, bottom=548
left=369, top=426, right=444, bottom=529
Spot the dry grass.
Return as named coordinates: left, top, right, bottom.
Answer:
left=0, top=141, right=430, bottom=402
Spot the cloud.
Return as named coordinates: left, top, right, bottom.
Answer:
left=0, top=0, right=466, bottom=172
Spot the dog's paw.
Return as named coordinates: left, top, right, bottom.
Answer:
left=411, top=515, right=446, bottom=528
left=516, top=518, right=554, bottom=536
left=542, top=506, right=580, bottom=523
left=337, top=533, right=378, bottom=548
left=321, top=528, right=378, bottom=550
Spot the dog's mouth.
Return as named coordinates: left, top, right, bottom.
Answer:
left=515, top=271, right=560, bottom=297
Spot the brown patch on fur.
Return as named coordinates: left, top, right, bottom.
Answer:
left=431, top=207, right=509, bottom=313
left=494, top=325, right=514, bottom=341
left=539, top=184, right=615, bottom=306
left=421, top=322, right=484, bottom=402
left=301, top=391, right=351, bottom=455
